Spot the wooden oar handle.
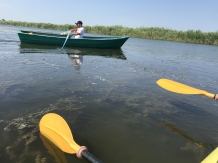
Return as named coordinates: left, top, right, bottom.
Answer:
left=77, top=146, right=103, bottom=163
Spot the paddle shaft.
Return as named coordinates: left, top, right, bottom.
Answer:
left=61, top=32, right=70, bottom=49
left=82, top=150, right=104, bottom=163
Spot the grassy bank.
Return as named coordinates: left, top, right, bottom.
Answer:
left=1, top=20, right=218, bottom=45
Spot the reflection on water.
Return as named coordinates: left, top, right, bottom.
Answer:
left=19, top=43, right=80, bottom=54
left=40, top=134, right=67, bottom=163
left=19, top=43, right=127, bottom=60
left=68, top=54, right=83, bottom=71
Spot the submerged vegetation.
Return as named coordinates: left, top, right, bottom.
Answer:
left=1, top=20, right=218, bottom=45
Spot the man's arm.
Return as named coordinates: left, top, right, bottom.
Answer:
left=70, top=28, right=80, bottom=35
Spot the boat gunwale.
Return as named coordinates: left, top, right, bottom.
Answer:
left=18, top=30, right=129, bottom=41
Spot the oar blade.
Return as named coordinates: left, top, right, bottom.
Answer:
left=156, top=78, right=205, bottom=94
left=201, top=147, right=218, bottom=163
left=39, top=113, right=80, bottom=154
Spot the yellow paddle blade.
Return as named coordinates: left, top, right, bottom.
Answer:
left=156, top=78, right=215, bottom=99
left=201, top=147, right=218, bottom=163
left=39, top=113, right=80, bottom=154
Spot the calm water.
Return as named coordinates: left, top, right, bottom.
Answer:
left=0, top=25, right=218, bottom=163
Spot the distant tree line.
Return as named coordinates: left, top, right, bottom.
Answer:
left=1, top=20, right=218, bottom=45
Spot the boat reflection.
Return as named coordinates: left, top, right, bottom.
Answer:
left=40, top=133, right=68, bottom=163
left=19, top=43, right=126, bottom=60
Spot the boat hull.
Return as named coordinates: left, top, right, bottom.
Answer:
left=18, top=30, right=129, bottom=49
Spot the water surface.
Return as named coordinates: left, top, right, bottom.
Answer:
left=0, top=25, right=218, bottom=163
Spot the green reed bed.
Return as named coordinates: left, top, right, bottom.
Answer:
left=1, top=20, right=218, bottom=45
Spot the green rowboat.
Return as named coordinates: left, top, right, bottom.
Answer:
left=18, top=30, right=129, bottom=49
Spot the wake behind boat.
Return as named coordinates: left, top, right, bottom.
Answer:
left=17, top=30, right=129, bottom=49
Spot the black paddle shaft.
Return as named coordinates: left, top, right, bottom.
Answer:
left=82, top=150, right=104, bottom=163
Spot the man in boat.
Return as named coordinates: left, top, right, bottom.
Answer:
left=61, top=21, right=84, bottom=38
left=70, top=21, right=84, bottom=38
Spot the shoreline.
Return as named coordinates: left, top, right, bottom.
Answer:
left=1, top=20, right=218, bottom=46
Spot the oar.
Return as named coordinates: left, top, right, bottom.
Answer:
left=39, top=113, right=103, bottom=163
left=201, top=147, right=218, bottom=163
left=61, top=32, right=70, bottom=49
left=156, top=78, right=216, bottom=99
